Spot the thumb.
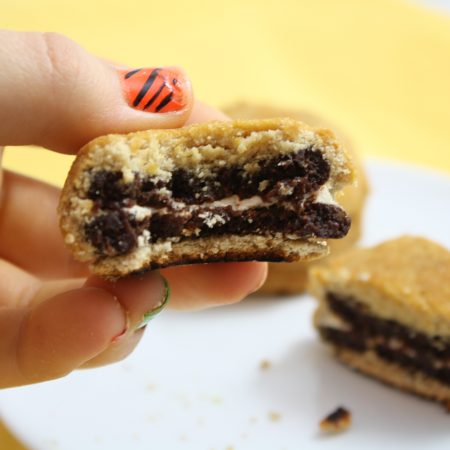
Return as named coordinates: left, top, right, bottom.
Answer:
left=0, top=287, right=126, bottom=387
left=0, top=30, right=193, bottom=153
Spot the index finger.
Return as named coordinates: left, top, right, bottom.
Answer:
left=0, top=170, right=87, bottom=278
left=0, top=101, right=229, bottom=278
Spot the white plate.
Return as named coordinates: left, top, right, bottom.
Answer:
left=1, top=160, right=450, bottom=450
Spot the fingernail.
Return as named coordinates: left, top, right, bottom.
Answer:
left=118, top=67, right=189, bottom=113
left=110, top=298, right=130, bottom=343
left=111, top=326, right=127, bottom=343
left=135, top=276, right=170, bottom=330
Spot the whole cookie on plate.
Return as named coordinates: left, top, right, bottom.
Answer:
left=224, top=102, right=368, bottom=295
left=59, top=118, right=355, bottom=278
left=309, top=236, right=450, bottom=408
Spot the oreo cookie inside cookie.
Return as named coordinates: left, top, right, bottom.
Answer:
left=319, top=292, right=450, bottom=386
left=59, top=119, right=355, bottom=276
left=83, top=148, right=350, bottom=258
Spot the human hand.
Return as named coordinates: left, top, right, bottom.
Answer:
left=0, top=30, right=267, bottom=387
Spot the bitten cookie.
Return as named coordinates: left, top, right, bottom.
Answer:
left=224, top=102, right=368, bottom=295
left=309, top=236, right=450, bottom=408
left=59, top=118, right=354, bottom=278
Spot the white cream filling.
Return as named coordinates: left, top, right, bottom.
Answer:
left=124, top=185, right=337, bottom=221
left=317, top=308, right=351, bottom=331
left=207, top=195, right=265, bottom=210
left=124, top=194, right=271, bottom=218
left=314, top=184, right=337, bottom=206
left=125, top=205, right=153, bottom=221
left=115, top=184, right=341, bottom=245
left=319, top=306, right=450, bottom=369
left=136, top=229, right=151, bottom=247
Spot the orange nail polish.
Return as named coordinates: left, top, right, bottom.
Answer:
left=118, top=67, right=189, bottom=113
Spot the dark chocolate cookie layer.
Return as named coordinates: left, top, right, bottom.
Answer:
left=319, top=293, right=450, bottom=386
left=85, top=202, right=350, bottom=257
left=83, top=147, right=350, bottom=258
left=86, top=148, right=329, bottom=207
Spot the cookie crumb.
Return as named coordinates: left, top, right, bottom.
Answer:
left=268, top=411, right=282, bottom=422
left=319, top=406, right=351, bottom=433
left=259, top=359, right=272, bottom=370
left=64, top=233, right=75, bottom=244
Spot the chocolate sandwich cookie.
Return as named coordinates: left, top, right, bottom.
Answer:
left=309, top=236, right=450, bottom=408
left=224, top=102, right=368, bottom=295
left=59, top=118, right=354, bottom=278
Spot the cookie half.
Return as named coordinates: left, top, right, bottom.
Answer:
left=224, top=102, right=368, bottom=295
left=59, top=118, right=354, bottom=277
left=309, top=236, right=450, bottom=407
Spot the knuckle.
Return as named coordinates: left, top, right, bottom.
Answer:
left=39, top=32, right=82, bottom=87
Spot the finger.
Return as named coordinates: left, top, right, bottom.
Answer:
left=185, top=100, right=229, bottom=124
left=81, top=328, right=145, bottom=369
left=0, top=262, right=167, bottom=382
left=81, top=263, right=265, bottom=367
left=162, top=261, right=268, bottom=310
left=31, top=278, right=84, bottom=306
left=0, top=99, right=231, bottom=278
left=86, top=272, right=167, bottom=329
left=0, top=30, right=193, bottom=153
left=1, top=287, right=126, bottom=387
left=0, top=170, right=268, bottom=312
left=0, top=259, right=266, bottom=385
left=0, top=170, right=88, bottom=278
left=81, top=271, right=168, bottom=368
left=0, top=171, right=266, bottom=310
left=0, top=258, right=40, bottom=308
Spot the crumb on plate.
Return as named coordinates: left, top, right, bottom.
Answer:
left=268, top=411, right=282, bottom=422
left=319, top=406, right=351, bottom=433
left=260, top=359, right=272, bottom=370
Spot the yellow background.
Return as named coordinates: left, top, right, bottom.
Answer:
left=1, top=0, right=450, bottom=447
left=2, top=0, right=450, bottom=188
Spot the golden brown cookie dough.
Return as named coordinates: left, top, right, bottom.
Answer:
left=310, top=236, right=450, bottom=407
left=59, top=119, right=355, bottom=278
left=224, top=102, right=368, bottom=295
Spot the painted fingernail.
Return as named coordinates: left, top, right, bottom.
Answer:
left=111, top=326, right=127, bottom=343
left=135, top=276, right=170, bottom=330
left=111, top=300, right=130, bottom=343
left=118, top=67, right=189, bottom=113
